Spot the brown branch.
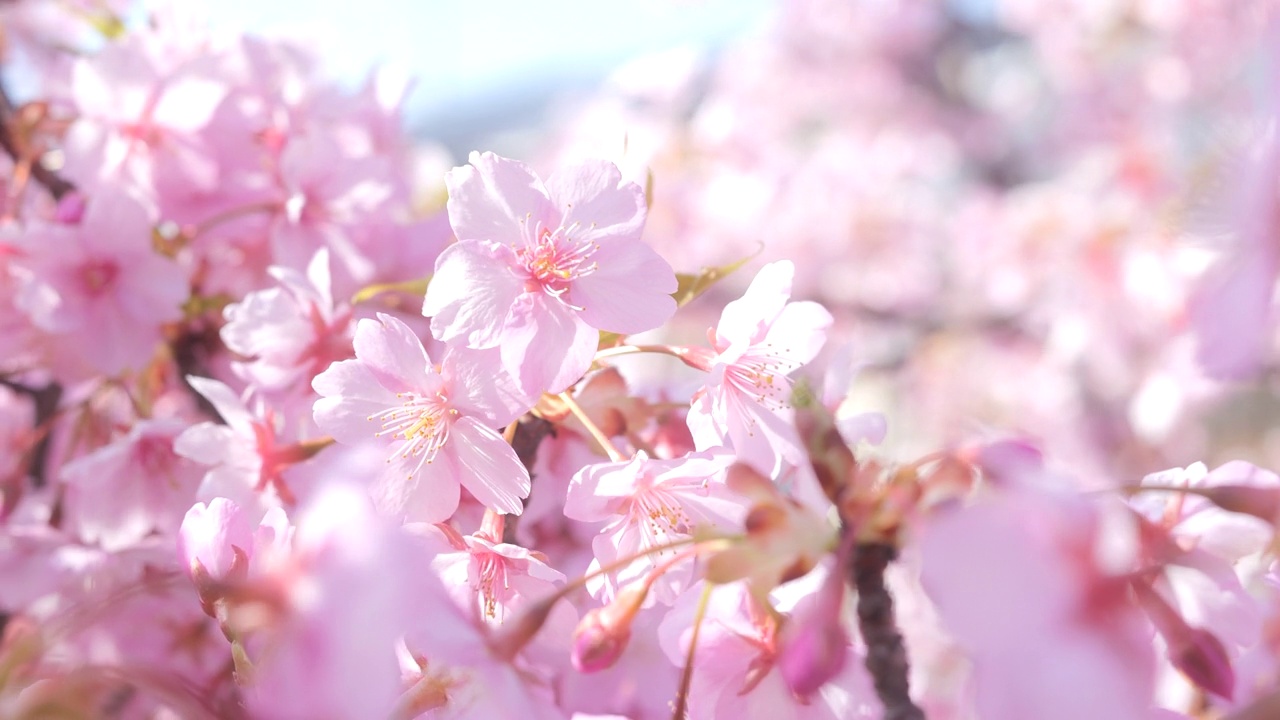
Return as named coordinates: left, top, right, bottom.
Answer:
left=851, top=541, right=926, bottom=720
left=0, top=376, right=62, bottom=488
left=502, top=415, right=555, bottom=544
left=0, top=79, right=74, bottom=201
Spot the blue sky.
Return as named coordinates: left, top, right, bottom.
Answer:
left=210, top=0, right=772, bottom=151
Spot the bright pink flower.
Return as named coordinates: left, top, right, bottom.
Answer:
left=11, top=188, right=189, bottom=377
left=423, top=151, right=677, bottom=395
left=422, top=517, right=567, bottom=625
left=312, top=312, right=531, bottom=522
left=685, top=260, right=833, bottom=476
left=565, top=449, right=746, bottom=605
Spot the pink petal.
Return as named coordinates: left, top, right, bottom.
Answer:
left=185, top=376, right=256, bottom=437
left=1190, top=250, right=1277, bottom=380
left=311, top=359, right=403, bottom=446
left=544, top=160, right=646, bottom=244
left=373, top=455, right=460, bottom=523
left=440, top=346, right=531, bottom=426
left=423, top=240, right=524, bottom=348
left=351, top=313, right=431, bottom=392
left=572, top=239, right=677, bottom=334
left=445, top=151, right=557, bottom=243
left=500, top=294, right=598, bottom=396
left=761, top=301, right=833, bottom=366
left=565, top=457, right=643, bottom=522
left=715, top=261, right=794, bottom=349
left=448, top=417, right=529, bottom=516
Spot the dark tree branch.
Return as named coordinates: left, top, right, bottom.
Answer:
left=0, top=376, right=62, bottom=488
left=0, top=79, right=74, bottom=201
left=852, top=541, right=926, bottom=720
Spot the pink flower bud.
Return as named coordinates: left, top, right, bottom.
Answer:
left=570, top=585, right=647, bottom=673
left=777, top=566, right=849, bottom=698
left=488, top=593, right=559, bottom=662
left=1169, top=627, right=1235, bottom=701
left=571, top=608, right=633, bottom=673
left=1134, top=580, right=1235, bottom=700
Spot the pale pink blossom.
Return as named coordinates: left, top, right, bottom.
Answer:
left=1132, top=461, right=1280, bottom=709
left=240, top=484, right=431, bottom=720
left=61, top=419, right=205, bottom=551
left=174, top=376, right=314, bottom=513
left=221, top=248, right=353, bottom=395
left=919, top=488, right=1157, bottom=720
left=685, top=260, right=833, bottom=476
left=178, top=497, right=292, bottom=622
left=419, top=517, right=567, bottom=626
left=423, top=151, right=677, bottom=395
left=312, top=312, right=530, bottom=522
left=565, top=449, right=746, bottom=605
left=61, top=32, right=227, bottom=201
left=11, top=188, right=189, bottom=377
left=657, top=572, right=877, bottom=720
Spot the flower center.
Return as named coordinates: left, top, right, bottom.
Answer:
left=475, top=551, right=510, bottom=621
left=368, top=392, right=457, bottom=466
left=724, top=351, right=795, bottom=411
left=81, top=259, right=120, bottom=296
left=631, top=484, right=693, bottom=547
left=517, top=224, right=599, bottom=308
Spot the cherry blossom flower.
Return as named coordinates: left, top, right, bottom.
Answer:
left=685, top=260, right=833, bottom=476
left=565, top=449, right=745, bottom=605
left=221, top=248, right=353, bottom=396
left=60, top=31, right=227, bottom=203
left=423, top=151, right=677, bottom=395
left=420, top=515, right=567, bottom=625
left=61, top=419, right=205, bottom=551
left=174, top=376, right=316, bottom=513
left=657, top=573, right=878, bottom=720
left=312, top=312, right=530, bottom=522
left=11, top=188, right=189, bottom=377
left=919, top=487, right=1158, bottom=720
left=237, top=484, right=432, bottom=720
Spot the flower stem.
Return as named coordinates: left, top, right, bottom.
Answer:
left=557, top=391, right=624, bottom=462
left=594, top=344, right=686, bottom=362
left=672, top=582, right=714, bottom=720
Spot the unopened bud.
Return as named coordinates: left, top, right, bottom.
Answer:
left=189, top=545, right=249, bottom=620
left=570, top=584, right=647, bottom=673
left=777, top=568, right=849, bottom=698
left=488, top=593, right=559, bottom=662
left=1134, top=580, right=1235, bottom=700
left=1170, top=626, right=1235, bottom=701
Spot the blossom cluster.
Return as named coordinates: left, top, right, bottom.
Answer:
left=1, top=2, right=1280, bottom=720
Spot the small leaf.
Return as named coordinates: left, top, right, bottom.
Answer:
left=351, top=276, right=431, bottom=305
left=671, top=244, right=763, bottom=308
left=181, top=293, right=233, bottom=319
left=597, top=330, right=625, bottom=350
